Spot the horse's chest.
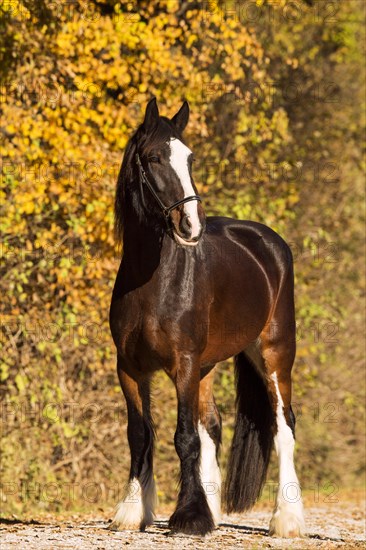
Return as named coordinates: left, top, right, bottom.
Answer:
left=112, top=294, right=180, bottom=366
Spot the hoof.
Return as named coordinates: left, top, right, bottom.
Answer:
left=108, top=499, right=144, bottom=531
left=108, top=516, right=146, bottom=532
left=269, top=507, right=306, bottom=538
left=169, top=505, right=215, bottom=536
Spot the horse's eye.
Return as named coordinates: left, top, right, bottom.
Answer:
left=148, top=156, right=159, bottom=163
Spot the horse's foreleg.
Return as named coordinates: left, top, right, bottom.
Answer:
left=168, top=356, right=216, bottom=535
left=109, top=362, right=156, bottom=531
left=198, top=368, right=222, bottom=526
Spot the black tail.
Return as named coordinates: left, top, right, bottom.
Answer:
left=224, top=349, right=275, bottom=513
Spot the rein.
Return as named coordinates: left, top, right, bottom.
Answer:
left=135, top=153, right=202, bottom=225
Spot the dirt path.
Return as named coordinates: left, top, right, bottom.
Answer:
left=1, top=504, right=365, bottom=549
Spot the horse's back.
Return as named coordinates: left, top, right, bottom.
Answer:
left=204, top=216, right=292, bottom=279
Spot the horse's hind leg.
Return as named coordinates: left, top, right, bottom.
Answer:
left=109, top=359, right=156, bottom=531
left=261, top=307, right=305, bottom=537
left=198, top=368, right=222, bottom=526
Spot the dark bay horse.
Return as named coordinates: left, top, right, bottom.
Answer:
left=109, top=98, right=305, bottom=537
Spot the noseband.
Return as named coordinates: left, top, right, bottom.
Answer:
left=135, top=153, right=202, bottom=224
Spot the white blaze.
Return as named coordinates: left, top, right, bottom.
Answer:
left=168, top=137, right=201, bottom=240
left=269, top=372, right=305, bottom=537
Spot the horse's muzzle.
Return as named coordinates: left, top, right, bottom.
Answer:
left=172, top=205, right=206, bottom=246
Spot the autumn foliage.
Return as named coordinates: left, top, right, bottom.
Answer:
left=1, top=0, right=364, bottom=513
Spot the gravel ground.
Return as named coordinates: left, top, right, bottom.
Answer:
left=1, top=504, right=365, bottom=549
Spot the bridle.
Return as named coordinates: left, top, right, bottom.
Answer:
left=135, top=153, right=202, bottom=226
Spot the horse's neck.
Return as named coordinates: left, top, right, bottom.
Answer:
left=119, top=214, right=204, bottom=299
left=121, top=207, right=164, bottom=268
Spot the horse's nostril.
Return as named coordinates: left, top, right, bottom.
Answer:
left=180, top=215, right=192, bottom=234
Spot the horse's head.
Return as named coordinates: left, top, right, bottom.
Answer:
left=134, top=98, right=206, bottom=247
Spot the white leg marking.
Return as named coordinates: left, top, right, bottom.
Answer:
left=142, top=473, right=157, bottom=526
left=110, top=477, right=157, bottom=531
left=168, top=138, right=201, bottom=239
left=198, top=421, right=221, bottom=526
left=269, top=373, right=306, bottom=537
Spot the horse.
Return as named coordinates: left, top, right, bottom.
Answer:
left=109, top=97, right=305, bottom=538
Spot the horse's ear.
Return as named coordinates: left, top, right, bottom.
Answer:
left=142, top=97, right=159, bottom=133
left=171, top=100, right=189, bottom=133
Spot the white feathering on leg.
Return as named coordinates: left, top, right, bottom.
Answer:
left=198, top=421, right=221, bottom=526
left=269, top=373, right=306, bottom=538
left=142, top=474, right=157, bottom=527
left=109, top=477, right=156, bottom=531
